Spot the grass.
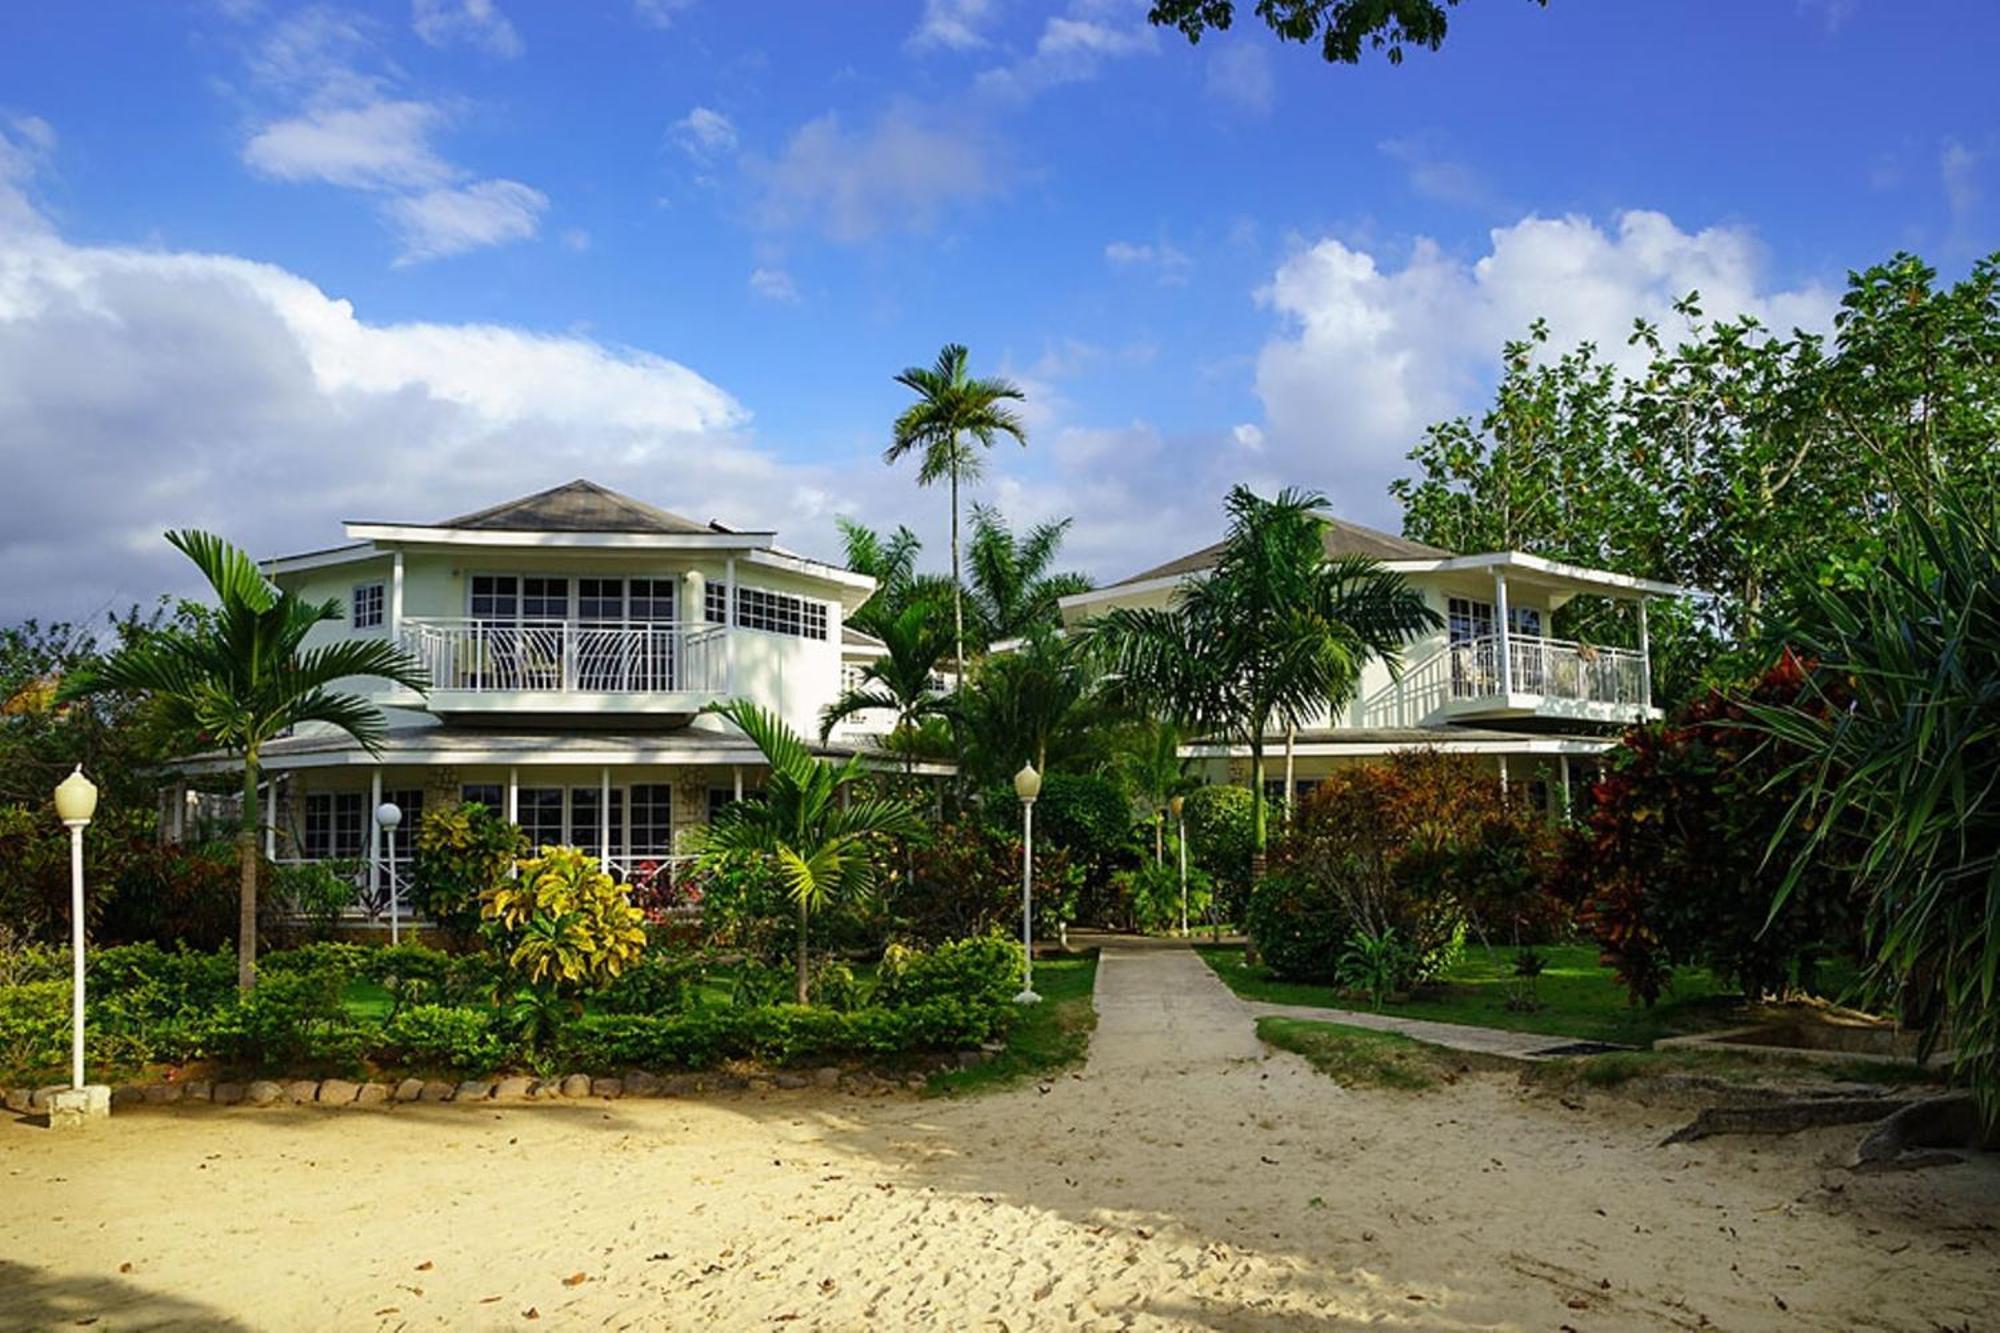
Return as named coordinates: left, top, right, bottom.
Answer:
left=929, top=951, right=1100, bottom=1096
left=1256, top=1016, right=1495, bottom=1089
left=1200, top=942, right=1743, bottom=1047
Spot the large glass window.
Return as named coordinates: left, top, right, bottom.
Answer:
left=381, top=788, right=423, bottom=861
left=522, top=576, right=569, bottom=621
left=470, top=575, right=518, bottom=619
left=705, top=584, right=828, bottom=641
left=303, top=792, right=366, bottom=859
left=461, top=783, right=504, bottom=812
left=518, top=786, right=565, bottom=850
left=570, top=786, right=625, bottom=862
left=630, top=784, right=674, bottom=858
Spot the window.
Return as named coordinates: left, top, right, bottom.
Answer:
left=570, top=786, right=625, bottom=862
left=705, top=584, right=828, bottom=641
left=1509, top=606, right=1543, bottom=637
left=518, top=787, right=565, bottom=850
left=461, top=783, right=504, bottom=812
left=707, top=787, right=738, bottom=824
left=522, top=576, right=569, bottom=621
left=352, top=582, right=384, bottom=630
left=303, top=792, right=366, bottom=859
left=1448, top=597, right=1495, bottom=645
left=470, top=574, right=519, bottom=619
left=382, top=788, right=423, bottom=861
left=630, top=784, right=674, bottom=858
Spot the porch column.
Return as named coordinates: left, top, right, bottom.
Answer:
left=368, top=768, right=383, bottom=900
left=1498, top=753, right=1510, bottom=802
left=733, top=765, right=743, bottom=801
left=389, top=549, right=405, bottom=641
left=171, top=781, right=185, bottom=843
left=506, top=766, right=519, bottom=823
left=1559, top=753, right=1573, bottom=818
left=1493, top=569, right=1514, bottom=698
left=263, top=777, right=278, bottom=858
left=1283, top=726, right=1296, bottom=826
left=724, top=555, right=738, bottom=695
left=600, top=766, right=612, bottom=873
left=1637, top=596, right=1653, bottom=713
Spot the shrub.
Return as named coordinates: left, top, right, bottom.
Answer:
left=379, top=1005, right=506, bottom=1074
left=895, top=822, right=1075, bottom=946
left=102, top=842, right=240, bottom=949
left=1110, top=861, right=1212, bottom=935
left=597, top=952, right=709, bottom=1016
left=414, top=802, right=526, bottom=945
left=0, top=980, right=69, bottom=1081
left=266, top=860, right=356, bottom=945
left=552, top=999, right=1010, bottom=1073
left=1243, top=872, right=1352, bottom=982
left=481, top=846, right=647, bottom=993
left=200, top=968, right=375, bottom=1073
left=876, top=935, right=1023, bottom=1011
left=1183, top=784, right=1254, bottom=905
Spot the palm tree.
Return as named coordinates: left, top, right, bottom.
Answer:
left=886, top=343, right=1028, bottom=686
left=965, top=504, right=1094, bottom=646
left=57, top=531, right=427, bottom=990
left=954, top=623, right=1105, bottom=786
left=1109, top=719, right=1194, bottom=865
left=1090, top=486, right=1439, bottom=866
left=702, top=699, right=925, bottom=1004
left=818, top=602, right=956, bottom=759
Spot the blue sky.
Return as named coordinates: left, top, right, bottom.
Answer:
left=1, top=0, right=1994, bottom=620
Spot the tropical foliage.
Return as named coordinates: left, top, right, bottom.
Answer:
left=56, top=531, right=426, bottom=989
left=818, top=601, right=955, bottom=750
left=414, top=800, right=528, bottom=945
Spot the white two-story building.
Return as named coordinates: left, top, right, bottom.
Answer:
left=169, top=480, right=920, bottom=901
left=1059, top=515, right=1686, bottom=815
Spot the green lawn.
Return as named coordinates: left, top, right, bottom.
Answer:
left=1257, top=1017, right=1493, bottom=1089
left=1199, top=942, right=1743, bottom=1047
left=929, top=951, right=1100, bottom=1096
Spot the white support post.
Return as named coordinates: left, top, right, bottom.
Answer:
left=1637, top=596, right=1653, bottom=713
left=506, top=766, right=519, bottom=824
left=390, top=549, right=404, bottom=642
left=733, top=765, right=743, bottom=801
left=1498, top=754, right=1510, bottom=802
left=171, top=782, right=185, bottom=843
left=1560, top=754, right=1573, bottom=819
left=368, top=769, right=383, bottom=899
left=600, top=766, right=612, bottom=875
left=724, top=556, right=738, bottom=696
left=1493, top=570, right=1514, bottom=698
left=1283, top=726, right=1296, bottom=826
left=263, top=778, right=277, bottom=859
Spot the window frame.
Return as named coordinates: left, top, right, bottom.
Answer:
left=352, top=581, right=385, bottom=631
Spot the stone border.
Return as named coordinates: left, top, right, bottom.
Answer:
left=2, top=1051, right=997, bottom=1116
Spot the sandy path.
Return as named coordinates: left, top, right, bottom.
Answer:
left=3, top=944, right=1996, bottom=1331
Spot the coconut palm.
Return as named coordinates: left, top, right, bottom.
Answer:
left=702, top=699, right=926, bottom=1004
left=965, top=503, right=1094, bottom=646
left=1090, top=486, right=1439, bottom=866
left=818, top=602, right=956, bottom=757
left=57, top=530, right=427, bottom=990
left=886, top=343, right=1028, bottom=684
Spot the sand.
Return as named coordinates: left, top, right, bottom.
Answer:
left=3, top=946, right=1996, bottom=1331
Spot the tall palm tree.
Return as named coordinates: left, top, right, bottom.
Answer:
left=965, top=504, right=1095, bottom=646
left=1109, top=719, right=1194, bottom=865
left=886, top=343, right=1028, bottom=685
left=818, top=602, right=956, bottom=758
left=954, top=623, right=1105, bottom=786
left=702, top=699, right=925, bottom=1004
left=1091, top=486, right=1439, bottom=866
left=57, top=531, right=427, bottom=990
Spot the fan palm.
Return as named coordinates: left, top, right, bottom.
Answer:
left=1091, top=486, right=1439, bottom=863
left=57, top=530, right=427, bottom=989
left=702, top=699, right=926, bottom=1003
left=965, top=503, right=1094, bottom=645
left=886, top=343, right=1028, bottom=685
left=818, top=602, right=956, bottom=760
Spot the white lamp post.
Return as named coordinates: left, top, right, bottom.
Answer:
left=375, top=801, right=403, bottom=944
left=1171, top=793, right=1188, bottom=937
left=51, top=767, right=107, bottom=1129
left=1013, top=762, right=1042, bottom=1005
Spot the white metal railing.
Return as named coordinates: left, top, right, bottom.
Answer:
left=270, top=852, right=702, bottom=927
left=399, top=618, right=727, bottom=695
left=1449, top=633, right=1647, bottom=706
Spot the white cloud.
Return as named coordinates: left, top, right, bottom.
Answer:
left=748, top=266, right=801, bottom=303
left=0, top=170, right=937, bottom=622
left=1104, top=238, right=1191, bottom=284
left=243, top=99, right=455, bottom=191
left=385, top=179, right=548, bottom=263
left=0, top=116, right=55, bottom=234
left=633, top=0, right=695, bottom=29
left=1249, top=210, right=1839, bottom=524
left=1942, top=138, right=1980, bottom=247
left=1205, top=42, right=1273, bottom=115
left=1231, top=422, right=1264, bottom=450
left=1378, top=135, right=1490, bottom=209
left=909, top=0, right=998, bottom=51
left=412, top=0, right=523, bottom=58
left=975, top=0, right=1158, bottom=102
left=672, top=105, right=739, bottom=160
left=751, top=106, right=1000, bottom=243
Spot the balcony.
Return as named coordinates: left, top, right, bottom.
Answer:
left=397, top=617, right=728, bottom=715
left=1449, top=633, right=1649, bottom=717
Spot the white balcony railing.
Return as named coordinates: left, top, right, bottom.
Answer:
left=1449, top=633, right=1647, bottom=707
left=399, top=618, right=727, bottom=695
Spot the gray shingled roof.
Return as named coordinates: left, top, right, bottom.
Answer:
left=1108, top=516, right=1452, bottom=589
left=437, top=479, right=722, bottom=535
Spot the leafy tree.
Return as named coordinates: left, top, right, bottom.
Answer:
left=1091, top=486, right=1439, bottom=863
left=964, top=504, right=1093, bottom=646
left=57, top=531, right=427, bottom=990
left=1149, top=0, right=1548, bottom=67
left=953, top=623, right=1106, bottom=786
left=1108, top=719, right=1196, bottom=864
left=700, top=699, right=925, bottom=1004
left=836, top=517, right=955, bottom=639
left=886, top=343, right=1028, bottom=686
left=818, top=602, right=956, bottom=758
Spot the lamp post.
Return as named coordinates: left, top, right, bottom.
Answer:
left=375, top=801, right=403, bottom=945
left=51, top=767, right=107, bottom=1129
left=1170, top=793, right=1187, bottom=937
left=1013, top=762, right=1042, bottom=1005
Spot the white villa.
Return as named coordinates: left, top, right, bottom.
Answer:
left=165, top=480, right=921, bottom=902
left=1058, top=517, right=1686, bottom=815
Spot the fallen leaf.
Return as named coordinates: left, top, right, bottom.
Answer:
left=562, top=1272, right=589, bottom=1287
left=522, top=1307, right=540, bottom=1320
left=415, top=1261, right=433, bottom=1272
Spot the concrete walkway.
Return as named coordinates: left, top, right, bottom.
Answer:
left=1082, top=934, right=1601, bottom=1063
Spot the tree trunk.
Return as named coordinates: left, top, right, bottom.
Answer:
left=796, top=893, right=811, bottom=1006
left=1154, top=812, right=1163, bottom=866
left=950, top=468, right=965, bottom=691
left=237, top=751, right=261, bottom=992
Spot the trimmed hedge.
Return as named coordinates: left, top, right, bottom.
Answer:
left=553, top=997, right=1008, bottom=1073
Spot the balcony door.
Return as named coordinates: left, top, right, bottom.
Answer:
left=576, top=577, right=677, bottom=691
left=466, top=574, right=570, bottom=691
